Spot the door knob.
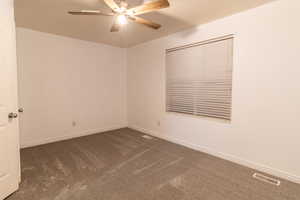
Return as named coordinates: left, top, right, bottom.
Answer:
left=18, top=108, right=24, bottom=113
left=8, top=113, right=18, bottom=119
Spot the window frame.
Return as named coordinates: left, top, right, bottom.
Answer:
left=165, top=35, right=234, bottom=122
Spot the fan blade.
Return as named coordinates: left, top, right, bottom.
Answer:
left=127, top=0, right=169, bottom=16
left=104, top=0, right=120, bottom=12
left=68, top=10, right=113, bottom=16
left=130, top=16, right=161, bottom=29
left=111, top=20, right=121, bottom=32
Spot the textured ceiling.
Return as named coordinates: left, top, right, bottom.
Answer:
left=14, top=0, right=275, bottom=47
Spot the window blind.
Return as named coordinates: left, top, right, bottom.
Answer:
left=166, top=36, right=233, bottom=120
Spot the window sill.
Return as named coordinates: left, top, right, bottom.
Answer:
left=165, top=111, right=231, bottom=124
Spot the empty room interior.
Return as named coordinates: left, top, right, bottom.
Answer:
left=1, top=0, right=300, bottom=199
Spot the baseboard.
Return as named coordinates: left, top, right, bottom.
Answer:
left=21, top=125, right=127, bottom=149
left=128, top=125, right=300, bottom=184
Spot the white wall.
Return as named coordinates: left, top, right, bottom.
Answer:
left=17, top=28, right=127, bottom=148
left=127, top=0, right=300, bottom=183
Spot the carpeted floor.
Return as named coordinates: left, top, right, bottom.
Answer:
left=7, top=128, right=300, bottom=200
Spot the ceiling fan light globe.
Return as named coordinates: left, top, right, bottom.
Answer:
left=117, top=14, right=128, bottom=25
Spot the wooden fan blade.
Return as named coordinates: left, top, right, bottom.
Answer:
left=104, top=0, right=120, bottom=12
left=68, top=10, right=113, bottom=16
left=127, top=0, right=169, bottom=16
left=130, top=16, right=161, bottom=30
left=111, top=20, right=121, bottom=32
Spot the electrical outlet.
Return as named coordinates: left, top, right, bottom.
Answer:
left=72, top=121, right=76, bottom=127
left=157, top=121, right=161, bottom=126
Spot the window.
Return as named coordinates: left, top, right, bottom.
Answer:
left=166, top=35, right=233, bottom=120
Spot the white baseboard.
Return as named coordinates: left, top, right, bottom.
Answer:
left=21, top=125, right=127, bottom=149
left=128, top=125, right=300, bottom=184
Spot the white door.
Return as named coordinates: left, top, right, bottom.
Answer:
left=0, top=0, right=20, bottom=199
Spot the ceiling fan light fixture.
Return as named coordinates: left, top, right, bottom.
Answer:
left=117, top=14, right=128, bottom=25
left=118, top=6, right=127, bottom=13
left=126, top=10, right=135, bottom=16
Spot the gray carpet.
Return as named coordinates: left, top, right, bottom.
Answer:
left=7, top=128, right=300, bottom=200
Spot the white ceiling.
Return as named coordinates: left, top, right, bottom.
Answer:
left=14, top=0, right=275, bottom=47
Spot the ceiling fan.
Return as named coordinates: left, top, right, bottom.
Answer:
left=68, top=0, right=170, bottom=32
